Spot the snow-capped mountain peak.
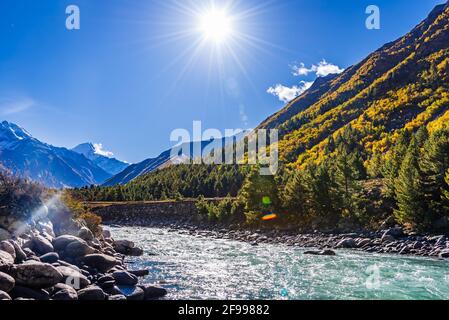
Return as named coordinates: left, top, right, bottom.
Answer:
left=0, top=120, right=34, bottom=149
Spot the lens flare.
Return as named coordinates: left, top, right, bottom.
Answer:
left=262, top=213, right=277, bottom=221
left=262, top=196, right=272, bottom=206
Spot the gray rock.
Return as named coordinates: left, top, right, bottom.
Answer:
left=0, top=241, right=16, bottom=260
left=9, top=286, right=50, bottom=300
left=381, top=234, right=396, bottom=243
left=78, top=227, right=94, bottom=241
left=77, top=285, right=106, bottom=301
left=0, top=250, right=14, bottom=266
left=119, top=286, right=145, bottom=300
left=0, top=290, right=11, bottom=300
left=129, top=269, right=150, bottom=277
left=413, top=241, right=424, bottom=249
left=102, top=229, right=112, bottom=239
left=112, top=271, right=138, bottom=286
left=383, top=227, right=404, bottom=238
left=97, top=275, right=115, bottom=284
left=103, top=285, right=122, bottom=296
left=9, top=241, right=27, bottom=263
left=32, top=235, right=54, bottom=255
left=64, top=240, right=95, bottom=258
left=336, top=238, right=357, bottom=248
left=304, top=249, right=336, bottom=256
left=357, top=238, right=372, bottom=248
left=129, top=247, right=144, bottom=256
left=113, top=240, right=135, bottom=254
left=439, top=250, right=449, bottom=259
left=56, top=266, right=90, bottom=289
left=435, top=236, right=446, bottom=247
left=52, top=287, right=78, bottom=300
left=12, top=261, right=63, bottom=288
left=0, top=271, right=15, bottom=292
left=0, top=228, right=11, bottom=241
left=140, top=285, right=168, bottom=300
left=40, top=252, right=59, bottom=264
left=52, top=235, right=83, bottom=251
left=82, top=254, right=118, bottom=272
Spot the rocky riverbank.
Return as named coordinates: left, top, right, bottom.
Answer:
left=105, top=218, right=449, bottom=259
left=0, top=220, right=167, bottom=301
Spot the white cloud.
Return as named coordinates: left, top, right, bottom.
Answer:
left=314, top=60, right=344, bottom=77
left=0, top=97, right=35, bottom=116
left=93, top=143, right=114, bottom=158
left=292, top=60, right=344, bottom=78
left=267, top=81, right=314, bottom=103
left=292, top=63, right=313, bottom=76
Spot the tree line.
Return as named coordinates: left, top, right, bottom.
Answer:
left=72, top=124, right=449, bottom=233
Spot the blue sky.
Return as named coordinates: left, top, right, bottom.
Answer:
left=0, top=0, right=445, bottom=163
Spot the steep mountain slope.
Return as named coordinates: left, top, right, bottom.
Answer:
left=260, top=1, right=449, bottom=167
left=72, top=143, right=129, bottom=176
left=0, top=121, right=111, bottom=188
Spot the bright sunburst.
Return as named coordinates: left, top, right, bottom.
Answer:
left=198, top=8, right=233, bottom=43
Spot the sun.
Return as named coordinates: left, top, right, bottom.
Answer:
left=199, top=9, right=233, bottom=43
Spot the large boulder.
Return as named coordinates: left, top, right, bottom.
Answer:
left=304, top=249, right=336, bottom=256
left=113, top=240, right=143, bottom=256
left=0, top=241, right=16, bottom=260
left=78, top=227, right=94, bottom=241
left=0, top=271, right=15, bottom=292
left=381, top=234, right=396, bottom=243
left=11, top=261, right=63, bottom=288
left=383, top=227, right=404, bottom=239
left=336, top=238, right=357, bottom=249
left=119, top=286, right=145, bottom=300
left=439, top=250, right=449, bottom=259
left=52, top=284, right=78, bottom=301
left=40, top=252, right=59, bottom=264
left=82, top=254, right=118, bottom=272
left=32, top=235, right=54, bottom=255
left=64, top=240, right=95, bottom=258
left=9, top=286, right=50, bottom=300
left=52, top=235, right=83, bottom=251
left=0, top=250, right=14, bottom=267
left=140, top=285, right=168, bottom=300
left=9, top=241, right=27, bottom=263
left=77, top=285, right=106, bottom=301
left=0, top=290, right=11, bottom=300
left=56, top=266, right=90, bottom=289
left=112, top=271, right=138, bottom=286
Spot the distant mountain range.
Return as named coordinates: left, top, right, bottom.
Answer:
left=0, top=121, right=112, bottom=188
left=72, top=143, right=129, bottom=176
left=102, top=138, right=229, bottom=186
left=0, top=120, right=232, bottom=188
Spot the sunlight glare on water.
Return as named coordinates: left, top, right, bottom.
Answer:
left=109, top=226, right=449, bottom=300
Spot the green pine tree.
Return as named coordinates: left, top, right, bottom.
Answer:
left=420, top=129, right=449, bottom=216
left=282, top=170, right=307, bottom=222
left=394, top=137, right=427, bottom=230
left=238, top=166, right=280, bottom=224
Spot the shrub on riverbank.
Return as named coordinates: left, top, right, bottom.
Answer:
left=0, top=172, right=44, bottom=220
